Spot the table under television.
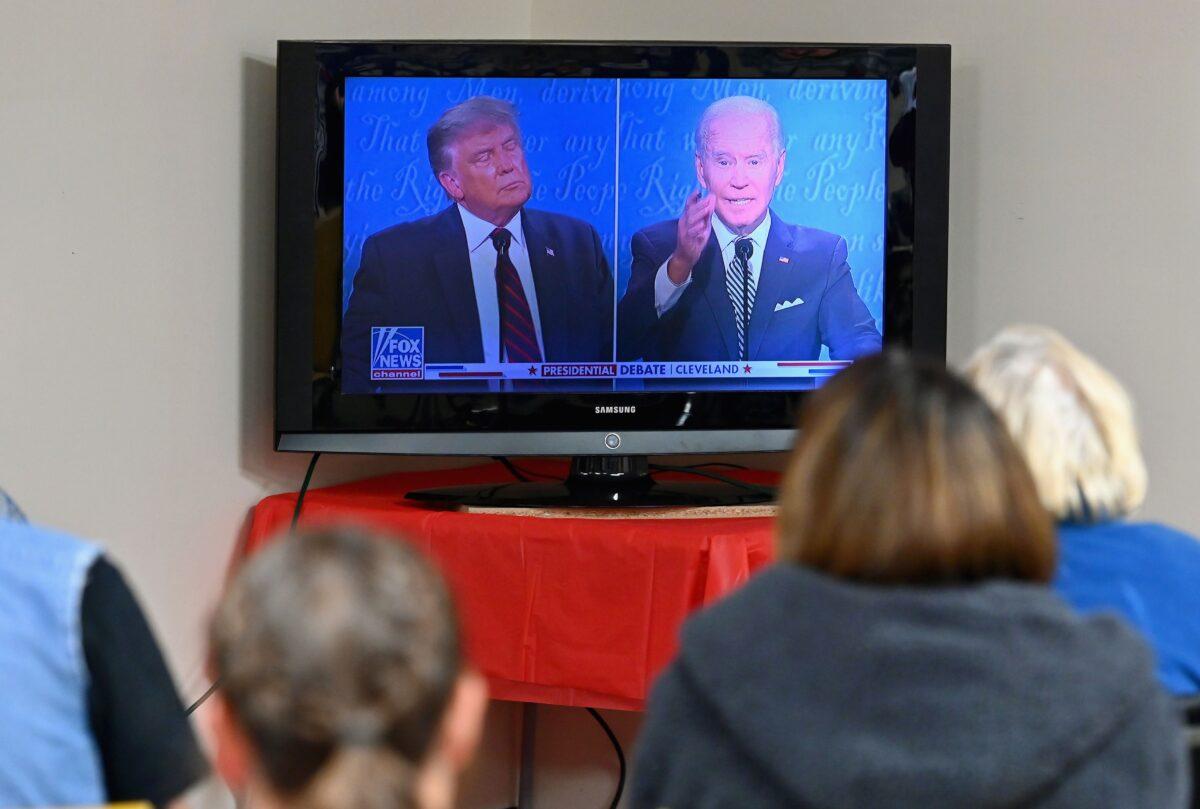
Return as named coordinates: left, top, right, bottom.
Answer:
left=241, top=460, right=779, bottom=806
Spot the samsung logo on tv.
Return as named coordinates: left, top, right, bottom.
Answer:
left=595, top=405, right=637, bottom=414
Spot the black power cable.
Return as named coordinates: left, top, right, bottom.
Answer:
left=184, top=680, right=219, bottom=717
left=185, top=452, right=322, bottom=717
left=667, top=461, right=748, bottom=472
left=587, top=707, right=626, bottom=809
left=492, top=455, right=531, bottom=482
left=648, top=462, right=774, bottom=496
left=291, top=451, right=323, bottom=529
left=492, top=455, right=560, bottom=482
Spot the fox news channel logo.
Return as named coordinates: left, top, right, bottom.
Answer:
left=370, top=327, right=424, bottom=380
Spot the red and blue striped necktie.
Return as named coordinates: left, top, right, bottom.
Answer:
left=491, top=228, right=542, bottom=363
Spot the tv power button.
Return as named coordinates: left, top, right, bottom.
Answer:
left=604, top=433, right=621, bottom=450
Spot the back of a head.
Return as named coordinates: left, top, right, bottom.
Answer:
left=209, top=528, right=461, bottom=809
left=778, top=350, right=1056, bottom=585
left=965, top=324, right=1147, bottom=523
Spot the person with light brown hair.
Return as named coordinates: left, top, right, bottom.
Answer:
left=967, top=324, right=1200, bottom=696
left=207, top=528, right=487, bottom=809
left=631, top=351, right=1188, bottom=809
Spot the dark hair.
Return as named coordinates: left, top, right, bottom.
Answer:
left=209, top=528, right=461, bottom=809
left=426, top=95, right=521, bottom=175
left=777, top=351, right=1056, bottom=585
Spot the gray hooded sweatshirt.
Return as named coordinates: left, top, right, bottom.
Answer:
left=631, top=564, right=1188, bottom=808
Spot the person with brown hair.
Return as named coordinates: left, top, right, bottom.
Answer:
left=207, top=528, right=487, bottom=809
left=631, top=351, right=1188, bottom=809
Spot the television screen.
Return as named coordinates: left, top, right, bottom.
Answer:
left=340, top=76, right=888, bottom=393
left=275, top=41, right=949, bottom=455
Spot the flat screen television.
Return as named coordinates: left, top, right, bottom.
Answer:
left=274, top=40, right=950, bottom=504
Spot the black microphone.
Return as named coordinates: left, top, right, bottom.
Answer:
left=734, top=237, right=754, bottom=361
left=734, top=237, right=754, bottom=265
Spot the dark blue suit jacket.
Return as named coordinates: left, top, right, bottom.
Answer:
left=341, top=205, right=613, bottom=393
left=617, top=213, right=881, bottom=365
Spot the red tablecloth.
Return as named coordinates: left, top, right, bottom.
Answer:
left=244, top=461, right=778, bottom=710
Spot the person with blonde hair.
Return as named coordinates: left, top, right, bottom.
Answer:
left=967, top=324, right=1200, bottom=695
left=207, top=528, right=487, bottom=809
left=631, top=351, right=1187, bottom=809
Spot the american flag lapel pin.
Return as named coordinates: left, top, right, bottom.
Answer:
left=779, top=256, right=790, bottom=264
left=546, top=246, right=556, bottom=257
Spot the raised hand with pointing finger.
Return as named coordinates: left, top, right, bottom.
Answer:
left=667, top=189, right=716, bottom=285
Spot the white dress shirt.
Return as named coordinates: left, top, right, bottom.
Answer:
left=654, top=211, right=773, bottom=316
left=457, top=204, right=546, bottom=362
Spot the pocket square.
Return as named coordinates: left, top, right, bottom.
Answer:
left=774, top=297, right=804, bottom=312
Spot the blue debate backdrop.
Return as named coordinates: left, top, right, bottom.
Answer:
left=342, top=77, right=886, bottom=338
left=616, top=79, right=887, bottom=332
left=343, top=77, right=618, bottom=308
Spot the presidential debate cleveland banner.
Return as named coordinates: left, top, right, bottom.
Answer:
left=340, top=76, right=887, bottom=393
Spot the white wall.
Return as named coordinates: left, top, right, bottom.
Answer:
left=528, top=0, right=1200, bottom=530
left=2, top=1, right=1196, bottom=806
left=0, top=2, right=525, bottom=806
left=0, top=0, right=532, bottom=680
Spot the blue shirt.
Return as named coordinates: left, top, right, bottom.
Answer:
left=0, top=521, right=106, bottom=806
left=1055, top=520, right=1200, bottom=695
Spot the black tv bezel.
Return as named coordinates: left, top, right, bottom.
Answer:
left=275, top=40, right=949, bottom=456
